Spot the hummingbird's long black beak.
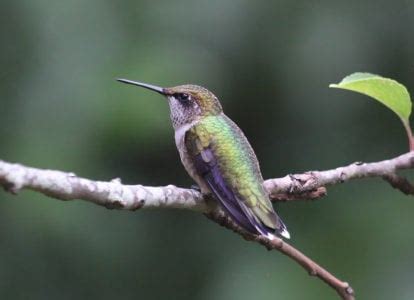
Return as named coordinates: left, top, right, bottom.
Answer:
left=116, top=78, right=166, bottom=95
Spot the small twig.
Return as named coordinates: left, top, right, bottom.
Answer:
left=206, top=210, right=355, bottom=300
left=382, top=173, right=414, bottom=195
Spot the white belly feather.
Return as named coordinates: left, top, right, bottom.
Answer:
left=174, top=121, right=210, bottom=193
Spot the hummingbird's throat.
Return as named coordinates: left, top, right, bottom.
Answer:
left=167, top=96, right=201, bottom=130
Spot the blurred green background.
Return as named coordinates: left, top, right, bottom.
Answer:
left=1, top=0, right=413, bottom=299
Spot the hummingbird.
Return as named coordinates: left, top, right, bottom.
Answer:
left=117, top=79, right=290, bottom=240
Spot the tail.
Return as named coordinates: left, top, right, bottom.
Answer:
left=235, top=200, right=291, bottom=240
left=276, top=218, right=291, bottom=239
left=254, top=217, right=290, bottom=240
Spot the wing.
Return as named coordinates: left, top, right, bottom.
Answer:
left=185, top=116, right=288, bottom=238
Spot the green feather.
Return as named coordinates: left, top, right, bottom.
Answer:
left=186, top=114, right=279, bottom=230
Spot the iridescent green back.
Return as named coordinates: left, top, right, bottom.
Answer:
left=186, top=113, right=277, bottom=229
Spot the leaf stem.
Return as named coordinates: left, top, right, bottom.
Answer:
left=403, top=121, right=414, bottom=151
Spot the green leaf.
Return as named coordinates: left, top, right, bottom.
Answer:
left=330, top=72, right=412, bottom=123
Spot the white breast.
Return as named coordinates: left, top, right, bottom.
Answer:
left=174, top=121, right=210, bottom=193
left=174, top=121, right=197, bottom=147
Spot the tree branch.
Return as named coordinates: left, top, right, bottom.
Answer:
left=206, top=210, right=355, bottom=300
left=1, top=151, right=414, bottom=299
left=264, top=151, right=414, bottom=198
left=0, top=161, right=208, bottom=211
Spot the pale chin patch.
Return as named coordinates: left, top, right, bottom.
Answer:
left=167, top=95, right=200, bottom=130
left=167, top=96, right=186, bottom=129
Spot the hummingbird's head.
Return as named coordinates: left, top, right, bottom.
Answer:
left=117, top=79, right=222, bottom=129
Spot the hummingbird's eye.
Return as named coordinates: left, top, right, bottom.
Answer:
left=176, top=93, right=191, bottom=104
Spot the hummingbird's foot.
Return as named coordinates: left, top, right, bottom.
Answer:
left=190, top=184, right=201, bottom=192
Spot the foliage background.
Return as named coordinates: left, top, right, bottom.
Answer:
left=1, top=1, right=413, bottom=299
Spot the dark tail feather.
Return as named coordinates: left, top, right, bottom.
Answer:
left=252, top=215, right=290, bottom=240
left=237, top=201, right=290, bottom=240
